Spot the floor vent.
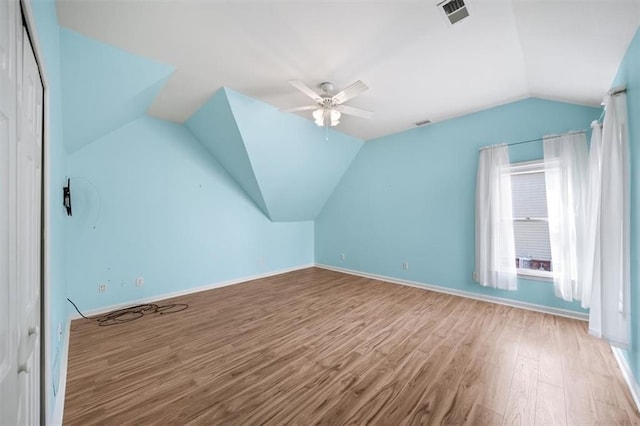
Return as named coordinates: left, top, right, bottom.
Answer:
left=438, top=0, right=470, bottom=25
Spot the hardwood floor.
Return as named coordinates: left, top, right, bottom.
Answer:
left=63, top=267, right=639, bottom=425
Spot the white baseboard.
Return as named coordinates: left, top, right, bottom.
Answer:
left=315, top=263, right=588, bottom=321
left=69, top=263, right=315, bottom=318
left=49, top=318, right=71, bottom=426
left=611, top=346, right=640, bottom=413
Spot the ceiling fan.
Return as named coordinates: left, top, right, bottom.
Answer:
left=283, top=80, right=373, bottom=127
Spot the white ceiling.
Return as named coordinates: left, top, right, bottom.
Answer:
left=56, top=0, right=640, bottom=141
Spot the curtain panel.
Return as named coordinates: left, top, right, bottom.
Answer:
left=475, top=145, right=517, bottom=290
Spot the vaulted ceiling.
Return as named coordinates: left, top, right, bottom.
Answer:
left=57, top=28, right=363, bottom=221
left=59, top=28, right=174, bottom=152
left=186, top=88, right=363, bottom=222
left=56, top=0, right=640, bottom=141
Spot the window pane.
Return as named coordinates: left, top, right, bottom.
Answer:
left=511, top=172, right=548, bottom=218
left=513, top=219, right=552, bottom=272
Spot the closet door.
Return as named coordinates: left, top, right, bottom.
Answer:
left=0, top=2, right=42, bottom=424
left=16, top=25, right=43, bottom=425
left=0, top=0, right=20, bottom=424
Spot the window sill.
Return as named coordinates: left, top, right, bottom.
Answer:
left=517, top=268, right=553, bottom=282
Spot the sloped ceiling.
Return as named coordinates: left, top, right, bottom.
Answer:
left=185, top=88, right=271, bottom=218
left=60, top=28, right=174, bottom=152
left=56, top=25, right=363, bottom=222
left=186, top=88, right=363, bottom=221
left=56, top=0, right=640, bottom=140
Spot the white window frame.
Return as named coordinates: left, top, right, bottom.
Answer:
left=511, top=160, right=553, bottom=282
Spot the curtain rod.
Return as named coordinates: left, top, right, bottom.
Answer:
left=479, top=87, right=626, bottom=152
left=598, top=86, right=627, bottom=121
left=609, top=87, right=627, bottom=96
left=478, top=130, right=588, bottom=152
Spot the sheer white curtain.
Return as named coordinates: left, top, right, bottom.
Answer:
left=475, top=145, right=517, bottom=290
left=543, top=133, right=589, bottom=302
left=580, top=122, right=602, bottom=306
left=584, top=93, right=630, bottom=348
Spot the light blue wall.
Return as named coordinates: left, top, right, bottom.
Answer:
left=187, top=87, right=363, bottom=222
left=611, top=27, right=640, bottom=381
left=59, top=28, right=174, bottom=152
left=186, top=88, right=270, bottom=217
left=67, top=116, right=314, bottom=311
left=226, top=89, right=364, bottom=222
left=30, top=0, right=68, bottom=420
left=316, top=98, right=600, bottom=312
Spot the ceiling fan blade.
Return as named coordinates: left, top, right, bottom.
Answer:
left=288, top=80, right=323, bottom=102
left=281, top=105, right=317, bottom=113
left=335, top=104, right=373, bottom=119
left=332, top=80, right=368, bottom=104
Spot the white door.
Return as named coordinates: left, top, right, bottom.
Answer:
left=0, top=0, right=43, bottom=421
left=0, top=0, right=20, bottom=424
left=16, top=26, right=43, bottom=426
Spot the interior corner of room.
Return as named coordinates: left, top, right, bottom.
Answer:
left=2, top=0, right=640, bottom=424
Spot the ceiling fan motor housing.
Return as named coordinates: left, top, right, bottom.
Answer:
left=319, top=82, right=334, bottom=95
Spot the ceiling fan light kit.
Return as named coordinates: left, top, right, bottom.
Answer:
left=284, top=80, right=373, bottom=129
left=313, top=108, right=341, bottom=127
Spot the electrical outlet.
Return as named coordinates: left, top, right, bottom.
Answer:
left=98, top=283, right=107, bottom=293
left=258, top=256, right=265, bottom=266
left=135, top=277, right=144, bottom=287
left=402, top=262, right=409, bottom=270
left=340, top=253, right=346, bottom=261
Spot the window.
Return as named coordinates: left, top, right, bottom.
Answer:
left=510, top=161, right=553, bottom=279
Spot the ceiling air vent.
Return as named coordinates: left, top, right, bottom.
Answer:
left=415, top=119, right=432, bottom=127
left=438, top=0, right=470, bottom=25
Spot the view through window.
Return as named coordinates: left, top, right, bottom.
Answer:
left=511, top=161, right=553, bottom=277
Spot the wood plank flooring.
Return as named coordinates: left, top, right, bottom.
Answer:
left=63, top=267, right=639, bottom=425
